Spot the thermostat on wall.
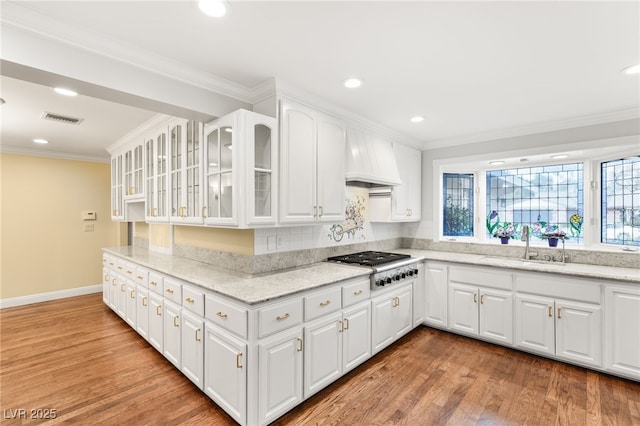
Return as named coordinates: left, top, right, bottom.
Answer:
left=82, top=211, right=97, bottom=221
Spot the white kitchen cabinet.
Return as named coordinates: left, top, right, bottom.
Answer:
left=515, top=294, right=601, bottom=367
left=102, top=268, right=110, bottom=305
left=424, top=262, right=448, bottom=328
left=148, top=292, right=163, bottom=352
left=125, top=281, right=137, bottom=328
left=341, top=301, right=371, bottom=373
left=170, top=118, right=203, bottom=224
left=204, top=323, right=247, bottom=426
left=371, top=283, right=413, bottom=354
left=412, top=263, right=425, bottom=327
left=203, top=109, right=277, bottom=227
left=448, top=283, right=513, bottom=345
left=111, top=153, right=124, bottom=220
left=163, top=300, right=182, bottom=368
left=124, top=142, right=144, bottom=200
left=258, top=327, right=303, bottom=425
left=279, top=99, right=346, bottom=224
left=136, top=286, right=149, bottom=340
left=604, top=285, right=640, bottom=380
left=304, top=312, right=342, bottom=398
left=116, top=275, right=127, bottom=319
left=391, top=143, right=421, bottom=221
left=108, top=275, right=118, bottom=311
left=145, top=125, right=170, bottom=222
left=447, top=265, right=513, bottom=345
left=181, top=309, right=204, bottom=389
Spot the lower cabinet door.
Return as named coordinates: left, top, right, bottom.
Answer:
left=102, top=268, right=110, bottom=305
left=148, top=293, right=163, bottom=352
left=304, top=312, right=342, bottom=399
left=136, top=287, right=149, bottom=340
left=515, top=294, right=555, bottom=356
left=479, top=288, right=513, bottom=345
left=371, top=294, right=395, bottom=354
left=258, top=327, right=303, bottom=425
left=394, top=285, right=413, bottom=339
left=204, top=323, right=247, bottom=425
left=117, top=276, right=127, bottom=319
left=342, top=302, right=371, bottom=373
left=555, top=300, right=601, bottom=367
left=424, top=262, right=448, bottom=327
left=605, top=285, right=640, bottom=379
left=448, top=283, right=479, bottom=337
left=109, top=276, right=118, bottom=311
left=163, top=301, right=181, bottom=368
left=181, top=310, right=204, bottom=389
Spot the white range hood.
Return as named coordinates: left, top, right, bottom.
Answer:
left=345, top=127, right=402, bottom=187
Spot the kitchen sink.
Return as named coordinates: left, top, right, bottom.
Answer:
left=479, top=256, right=567, bottom=267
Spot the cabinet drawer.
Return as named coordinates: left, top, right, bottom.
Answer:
left=342, top=279, right=371, bottom=308
left=163, top=278, right=183, bottom=304
left=134, top=266, right=149, bottom=288
left=259, top=298, right=303, bottom=338
left=205, top=295, right=248, bottom=339
left=182, top=285, right=205, bottom=316
left=122, top=261, right=136, bottom=280
left=305, top=287, right=342, bottom=321
left=148, top=272, right=164, bottom=295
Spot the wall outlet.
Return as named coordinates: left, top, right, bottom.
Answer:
left=83, top=223, right=95, bottom=232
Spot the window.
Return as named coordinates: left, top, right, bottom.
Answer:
left=485, top=163, right=584, bottom=243
left=601, top=156, right=640, bottom=246
left=443, top=173, right=474, bottom=237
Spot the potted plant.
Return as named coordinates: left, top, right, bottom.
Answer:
left=542, top=229, right=568, bottom=247
left=493, top=224, right=515, bottom=244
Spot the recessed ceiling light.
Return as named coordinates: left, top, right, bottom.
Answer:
left=343, top=78, right=363, bottom=89
left=489, top=161, right=505, bottom=166
left=33, top=138, right=49, bottom=144
left=622, top=63, right=640, bottom=75
left=551, top=154, right=569, bottom=159
left=199, top=0, right=227, bottom=17
left=54, top=87, right=77, bottom=96
left=410, top=116, right=424, bottom=123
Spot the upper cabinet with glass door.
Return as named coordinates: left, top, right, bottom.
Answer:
left=203, top=109, right=277, bottom=227
left=123, top=141, right=144, bottom=200
left=145, top=122, right=170, bottom=223
left=169, top=118, right=204, bottom=224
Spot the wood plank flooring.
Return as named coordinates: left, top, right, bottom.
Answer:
left=1, top=293, right=638, bottom=425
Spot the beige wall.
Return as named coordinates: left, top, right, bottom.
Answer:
left=174, top=225, right=254, bottom=256
left=1, top=153, right=121, bottom=299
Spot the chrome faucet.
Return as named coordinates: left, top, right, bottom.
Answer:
left=522, top=225, right=538, bottom=260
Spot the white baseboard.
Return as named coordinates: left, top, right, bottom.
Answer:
left=0, top=284, right=102, bottom=309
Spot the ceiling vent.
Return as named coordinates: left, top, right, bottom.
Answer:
left=41, top=111, right=84, bottom=125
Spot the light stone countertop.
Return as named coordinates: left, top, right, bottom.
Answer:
left=103, top=246, right=371, bottom=305
left=395, top=249, right=640, bottom=283
left=104, top=246, right=639, bottom=306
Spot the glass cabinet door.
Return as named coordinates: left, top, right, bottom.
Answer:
left=205, top=122, right=234, bottom=222
left=145, top=137, right=155, bottom=218
left=170, top=122, right=183, bottom=219
left=111, top=154, right=123, bottom=219
left=156, top=132, right=168, bottom=220
left=134, top=144, right=143, bottom=197
left=185, top=120, right=201, bottom=219
left=253, top=123, right=273, bottom=218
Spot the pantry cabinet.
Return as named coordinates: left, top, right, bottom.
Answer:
left=203, top=109, right=277, bottom=227
left=604, top=285, right=640, bottom=380
left=279, top=99, right=346, bottom=224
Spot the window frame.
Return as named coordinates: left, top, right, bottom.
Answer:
left=434, top=145, right=639, bottom=249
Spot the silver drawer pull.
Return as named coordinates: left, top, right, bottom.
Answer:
left=276, top=313, right=290, bottom=321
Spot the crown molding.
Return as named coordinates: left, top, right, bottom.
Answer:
left=106, top=113, right=174, bottom=154
left=0, top=1, right=270, bottom=105
left=0, top=145, right=110, bottom=163
left=423, top=108, right=640, bottom=150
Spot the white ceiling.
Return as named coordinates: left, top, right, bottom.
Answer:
left=1, top=1, right=639, bottom=160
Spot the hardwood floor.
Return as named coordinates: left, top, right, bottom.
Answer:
left=1, top=293, right=638, bottom=425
